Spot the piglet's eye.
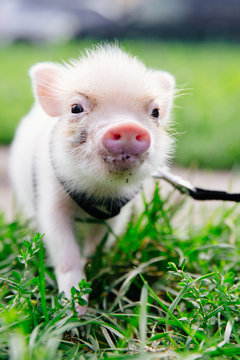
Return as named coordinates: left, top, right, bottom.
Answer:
left=151, top=108, right=159, bottom=118
left=71, top=104, right=84, bottom=114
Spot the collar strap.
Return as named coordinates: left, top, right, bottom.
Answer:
left=66, top=186, right=132, bottom=220
left=56, top=174, right=136, bottom=220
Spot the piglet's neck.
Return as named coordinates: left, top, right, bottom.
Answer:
left=55, top=172, right=140, bottom=220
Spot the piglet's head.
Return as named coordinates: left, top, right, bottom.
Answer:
left=30, top=46, right=175, bottom=198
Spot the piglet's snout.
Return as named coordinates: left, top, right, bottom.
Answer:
left=102, top=122, right=151, bottom=156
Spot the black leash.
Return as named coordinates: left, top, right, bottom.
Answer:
left=153, top=169, right=240, bottom=203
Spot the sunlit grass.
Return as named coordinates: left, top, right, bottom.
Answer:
left=1, top=40, right=240, bottom=168
left=1, top=184, right=240, bottom=359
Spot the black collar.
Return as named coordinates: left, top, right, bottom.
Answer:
left=59, top=177, right=133, bottom=220
left=54, top=171, right=138, bottom=220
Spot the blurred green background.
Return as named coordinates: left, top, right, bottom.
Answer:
left=1, top=39, right=240, bottom=169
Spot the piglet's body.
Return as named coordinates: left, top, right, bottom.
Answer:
left=10, top=45, right=175, bottom=314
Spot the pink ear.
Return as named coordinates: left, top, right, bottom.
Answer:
left=29, top=62, right=64, bottom=117
left=154, top=70, right=175, bottom=91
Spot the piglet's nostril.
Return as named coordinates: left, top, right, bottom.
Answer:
left=113, top=134, right=121, bottom=140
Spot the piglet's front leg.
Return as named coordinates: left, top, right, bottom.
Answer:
left=37, top=188, right=87, bottom=315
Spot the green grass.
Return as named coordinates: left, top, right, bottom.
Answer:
left=1, top=184, right=240, bottom=359
left=1, top=40, right=240, bottom=168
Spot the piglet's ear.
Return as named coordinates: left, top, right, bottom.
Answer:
left=29, top=62, right=64, bottom=117
left=154, top=70, right=175, bottom=91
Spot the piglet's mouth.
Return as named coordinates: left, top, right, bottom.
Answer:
left=102, top=152, right=146, bottom=171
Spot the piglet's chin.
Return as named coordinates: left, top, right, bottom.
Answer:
left=102, top=152, right=148, bottom=172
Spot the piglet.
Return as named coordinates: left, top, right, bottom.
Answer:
left=10, top=45, right=175, bottom=315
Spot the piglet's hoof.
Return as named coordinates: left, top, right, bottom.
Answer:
left=57, top=269, right=85, bottom=296
left=74, top=294, right=89, bottom=316
left=57, top=270, right=91, bottom=316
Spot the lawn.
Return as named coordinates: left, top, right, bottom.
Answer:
left=0, top=40, right=240, bottom=168
left=1, top=186, right=240, bottom=359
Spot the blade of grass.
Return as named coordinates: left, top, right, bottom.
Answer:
left=38, top=240, right=49, bottom=323
left=139, top=284, right=148, bottom=348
